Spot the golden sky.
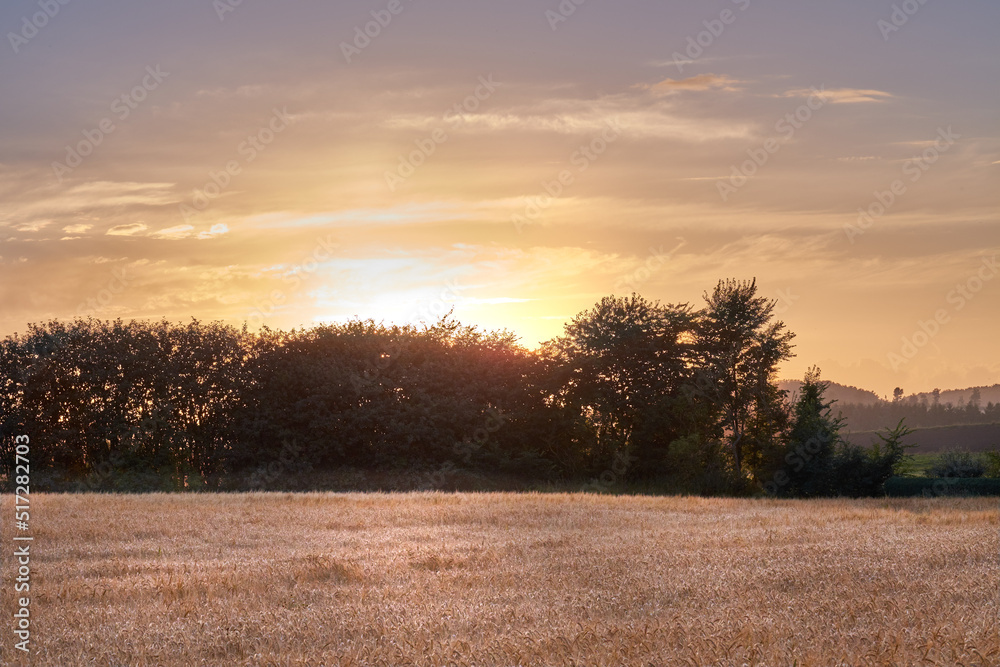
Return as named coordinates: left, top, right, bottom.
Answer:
left=1, top=0, right=998, bottom=398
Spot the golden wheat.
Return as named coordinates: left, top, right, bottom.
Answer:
left=1, top=493, right=997, bottom=666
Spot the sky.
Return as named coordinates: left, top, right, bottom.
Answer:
left=0, top=0, right=997, bottom=398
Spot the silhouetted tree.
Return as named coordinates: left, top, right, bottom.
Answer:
left=775, top=367, right=841, bottom=496
left=541, top=294, right=694, bottom=476
left=695, top=279, right=795, bottom=476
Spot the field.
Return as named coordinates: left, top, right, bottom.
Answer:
left=1, top=493, right=997, bottom=666
left=896, top=453, right=943, bottom=477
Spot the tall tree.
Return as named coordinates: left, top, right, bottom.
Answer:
left=542, top=294, right=694, bottom=473
left=779, top=367, right=841, bottom=496
left=695, top=278, right=795, bottom=476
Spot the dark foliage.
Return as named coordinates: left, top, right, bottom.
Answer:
left=0, top=280, right=916, bottom=496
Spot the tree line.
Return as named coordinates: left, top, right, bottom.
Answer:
left=836, top=393, right=1000, bottom=432
left=0, top=279, right=911, bottom=496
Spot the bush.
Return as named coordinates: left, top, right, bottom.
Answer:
left=765, top=369, right=913, bottom=498
left=983, top=449, right=1000, bottom=478
left=929, top=449, right=986, bottom=478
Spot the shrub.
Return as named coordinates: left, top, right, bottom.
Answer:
left=983, top=449, right=1000, bottom=478
left=929, top=449, right=986, bottom=478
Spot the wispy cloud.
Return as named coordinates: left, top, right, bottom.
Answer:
left=151, top=225, right=195, bottom=240
left=198, top=224, right=230, bottom=239
left=5, top=181, right=177, bottom=226
left=106, top=223, right=148, bottom=236
left=647, top=55, right=766, bottom=68
left=782, top=87, right=893, bottom=104
left=62, top=223, right=93, bottom=235
left=640, top=74, right=744, bottom=93
left=385, top=93, right=753, bottom=141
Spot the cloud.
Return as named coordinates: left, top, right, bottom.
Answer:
left=4, top=181, right=177, bottom=226
left=63, top=223, right=93, bottom=234
left=782, top=87, right=893, bottom=104
left=385, top=93, right=753, bottom=142
left=106, top=223, right=148, bottom=236
left=195, top=84, right=267, bottom=99
left=198, top=223, right=230, bottom=239
left=15, top=220, right=50, bottom=232
left=369, top=74, right=761, bottom=141
left=647, top=55, right=767, bottom=68
left=152, top=225, right=195, bottom=240
left=641, top=74, right=744, bottom=93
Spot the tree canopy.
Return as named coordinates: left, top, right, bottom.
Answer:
left=0, top=278, right=910, bottom=496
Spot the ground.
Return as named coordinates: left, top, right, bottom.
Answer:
left=1, top=493, right=997, bottom=666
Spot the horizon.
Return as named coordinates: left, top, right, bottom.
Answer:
left=1, top=0, right=998, bottom=398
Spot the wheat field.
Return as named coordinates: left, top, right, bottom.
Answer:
left=1, top=493, right=997, bottom=666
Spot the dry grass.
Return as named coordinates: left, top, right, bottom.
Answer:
left=1, top=493, right=997, bottom=666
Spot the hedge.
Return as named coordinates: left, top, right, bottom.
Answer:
left=884, top=476, right=1000, bottom=497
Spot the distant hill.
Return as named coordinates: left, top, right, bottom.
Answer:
left=903, top=384, right=1000, bottom=407
left=778, top=381, right=1000, bottom=408
left=779, top=379, right=1000, bottom=434
left=778, top=380, right=881, bottom=406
